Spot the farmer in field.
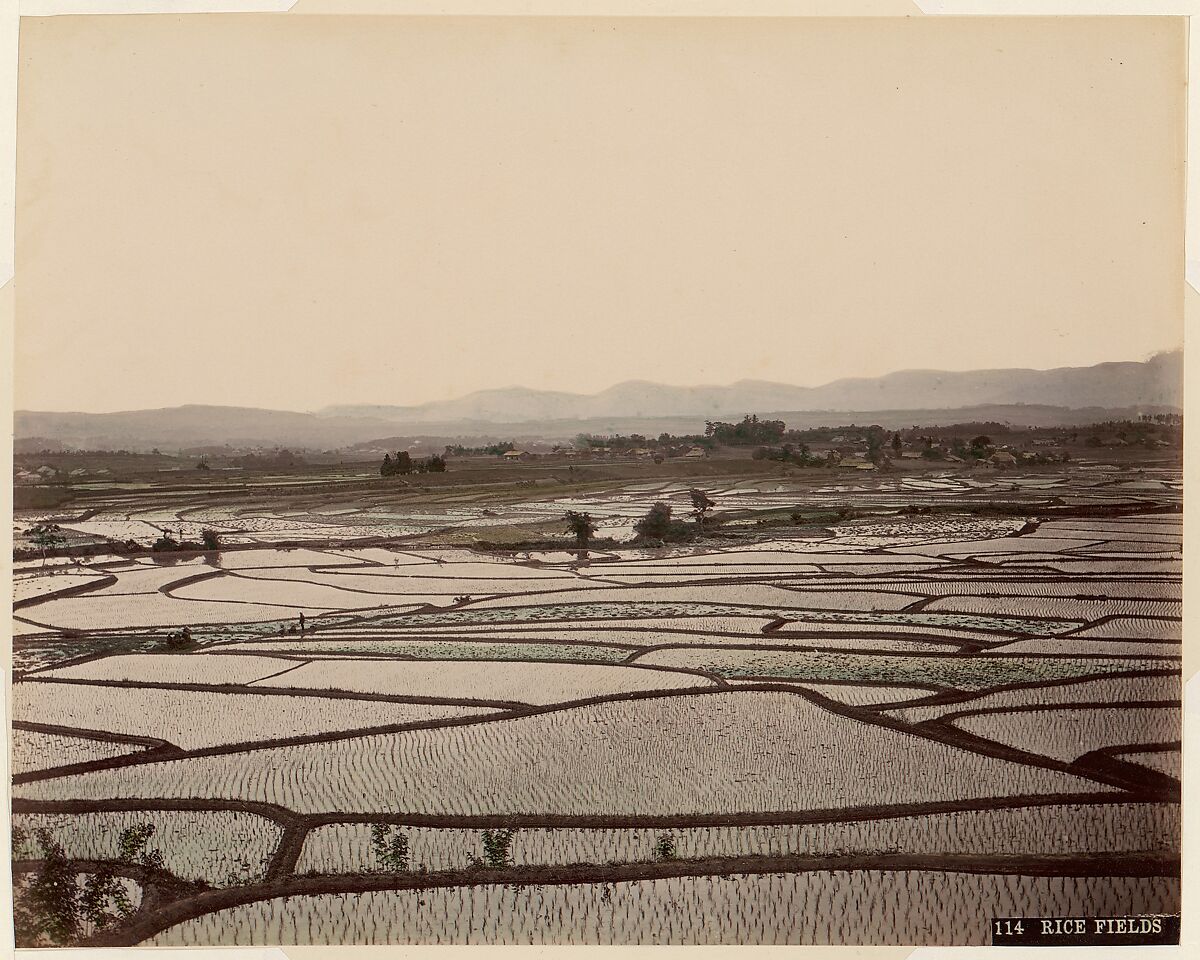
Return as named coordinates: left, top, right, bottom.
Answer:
left=299, top=611, right=306, bottom=634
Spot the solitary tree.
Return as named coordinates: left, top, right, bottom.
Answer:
left=380, top=453, right=394, bottom=476
left=27, top=524, right=65, bottom=566
left=688, top=488, right=716, bottom=527
left=634, top=502, right=673, bottom=542
left=564, top=511, right=597, bottom=548
left=891, top=433, right=903, bottom=456
left=866, top=434, right=884, bottom=465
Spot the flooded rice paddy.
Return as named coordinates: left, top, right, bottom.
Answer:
left=11, top=466, right=1181, bottom=944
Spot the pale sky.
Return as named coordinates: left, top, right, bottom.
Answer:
left=15, top=15, right=1184, bottom=413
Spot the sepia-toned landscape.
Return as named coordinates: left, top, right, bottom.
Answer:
left=10, top=407, right=1182, bottom=945
left=9, top=12, right=1185, bottom=950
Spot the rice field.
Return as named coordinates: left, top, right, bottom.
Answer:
left=10, top=472, right=1182, bottom=945
left=951, top=706, right=1181, bottom=763
left=31, top=652, right=296, bottom=685
left=923, top=595, right=1181, bottom=621
left=889, top=673, right=1180, bottom=725
left=361, top=614, right=779, bottom=635
left=1114, top=750, right=1181, bottom=781
left=172, top=574, right=436, bottom=610
left=249, top=659, right=716, bottom=703
left=295, top=801, right=1179, bottom=874
left=149, top=872, right=1180, bottom=945
left=13, top=810, right=284, bottom=887
left=15, top=691, right=1112, bottom=813
left=369, top=603, right=1083, bottom=636
left=18, top=593, right=308, bottom=630
left=14, top=571, right=109, bottom=603
left=10, top=729, right=145, bottom=775
left=635, top=647, right=1169, bottom=690
left=212, top=639, right=635, bottom=663
left=12, top=683, right=493, bottom=750
left=993, top=638, right=1179, bottom=658
left=794, top=683, right=935, bottom=706
left=1066, top=617, right=1183, bottom=641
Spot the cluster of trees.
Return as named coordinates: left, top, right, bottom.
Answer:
left=444, top=442, right=515, bottom=456
left=749, top=427, right=1009, bottom=466
left=573, top=432, right=713, bottom=452
left=892, top=418, right=1181, bottom=452
left=909, top=434, right=995, bottom=461
left=380, top=452, right=447, bottom=476
left=233, top=449, right=305, bottom=469
left=564, top=490, right=717, bottom=549
left=752, top=444, right=836, bottom=467
left=12, top=823, right=164, bottom=947
left=1081, top=418, right=1183, bottom=447
left=1138, top=413, right=1183, bottom=425
left=631, top=489, right=716, bottom=544
left=151, top=529, right=222, bottom=552
left=705, top=415, right=787, bottom=445
left=27, top=523, right=66, bottom=565
left=20, top=525, right=225, bottom=563
left=632, top=503, right=697, bottom=543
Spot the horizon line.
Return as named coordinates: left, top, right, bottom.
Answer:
left=14, top=350, right=1182, bottom=418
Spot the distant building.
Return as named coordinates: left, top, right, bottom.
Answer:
left=990, top=452, right=1019, bottom=468
left=503, top=449, right=535, bottom=461
left=684, top=446, right=709, bottom=459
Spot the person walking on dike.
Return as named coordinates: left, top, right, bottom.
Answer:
left=299, top=611, right=306, bottom=634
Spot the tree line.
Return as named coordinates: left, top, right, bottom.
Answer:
left=380, top=452, right=447, bottom=476
left=443, top=442, right=515, bottom=456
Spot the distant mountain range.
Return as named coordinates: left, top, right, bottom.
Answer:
left=322, top=352, right=1182, bottom=423
left=15, top=352, right=1182, bottom=452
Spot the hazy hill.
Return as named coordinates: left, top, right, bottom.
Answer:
left=15, top=353, right=1181, bottom=452
left=14, top=405, right=397, bottom=452
left=322, top=352, right=1182, bottom=424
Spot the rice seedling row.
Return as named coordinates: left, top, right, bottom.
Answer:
left=12, top=682, right=493, bottom=751
left=15, top=691, right=1110, bottom=814
left=147, top=872, right=1179, bottom=946
left=13, top=810, right=284, bottom=887
left=294, top=801, right=1178, bottom=875
left=10, top=729, right=147, bottom=775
